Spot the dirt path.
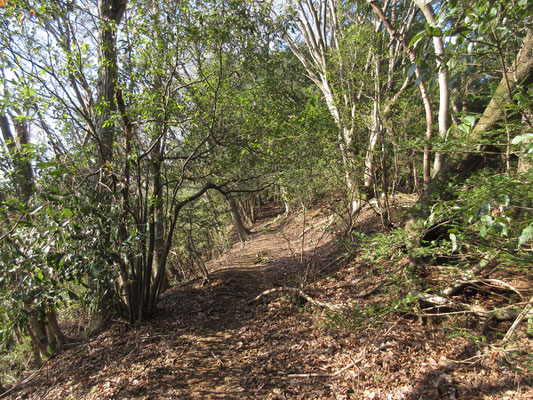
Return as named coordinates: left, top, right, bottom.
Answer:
left=148, top=204, right=339, bottom=398
left=12, top=203, right=532, bottom=399
left=14, top=204, right=342, bottom=399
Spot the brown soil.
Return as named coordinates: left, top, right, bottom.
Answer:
left=7, top=203, right=532, bottom=399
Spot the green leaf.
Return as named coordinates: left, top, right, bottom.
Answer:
left=62, top=208, right=74, bottom=218
left=481, top=215, right=493, bottom=225
left=409, top=31, right=426, bottom=49
left=450, top=233, right=457, bottom=251
left=414, top=72, right=426, bottom=87
left=449, top=25, right=471, bottom=37
left=463, top=115, right=476, bottom=126
left=426, top=25, right=442, bottom=36
left=407, top=63, right=418, bottom=78
left=457, top=123, right=470, bottom=133
left=511, top=133, right=533, bottom=145
left=36, top=161, right=55, bottom=169
left=518, top=225, right=533, bottom=246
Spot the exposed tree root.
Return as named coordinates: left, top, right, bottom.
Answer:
left=413, top=291, right=532, bottom=320
left=249, top=287, right=341, bottom=310
left=446, top=278, right=524, bottom=300
left=502, top=296, right=533, bottom=344
left=442, top=262, right=490, bottom=296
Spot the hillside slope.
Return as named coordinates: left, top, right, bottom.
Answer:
left=8, top=203, right=532, bottom=399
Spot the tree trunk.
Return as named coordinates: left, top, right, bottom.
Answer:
left=88, top=0, right=126, bottom=329
left=27, top=314, right=51, bottom=360
left=368, top=1, right=434, bottom=189
left=95, top=0, right=126, bottom=164
left=46, top=309, right=66, bottom=346
left=414, top=0, right=450, bottom=178
left=363, top=55, right=382, bottom=196
left=26, top=325, right=51, bottom=361
left=284, top=0, right=359, bottom=211
left=228, top=197, right=250, bottom=244
left=405, top=29, right=533, bottom=233
left=0, top=115, right=35, bottom=198
left=517, top=107, right=532, bottom=174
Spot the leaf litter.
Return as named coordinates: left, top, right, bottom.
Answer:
left=9, top=202, right=532, bottom=399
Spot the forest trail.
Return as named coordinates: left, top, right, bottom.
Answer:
left=12, top=202, right=532, bottom=399
left=14, top=203, right=345, bottom=399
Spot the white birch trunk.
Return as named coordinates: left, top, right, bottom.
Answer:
left=414, top=0, right=450, bottom=178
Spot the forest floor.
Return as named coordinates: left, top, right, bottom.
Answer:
left=7, top=202, right=532, bottom=399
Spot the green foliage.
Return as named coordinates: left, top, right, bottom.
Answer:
left=423, top=169, right=533, bottom=272
left=0, top=334, right=34, bottom=388
left=346, top=228, right=409, bottom=265
left=0, top=0, right=531, bottom=385
left=321, top=293, right=418, bottom=332
left=0, top=156, right=118, bottom=343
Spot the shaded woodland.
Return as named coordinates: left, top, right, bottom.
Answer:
left=0, top=0, right=531, bottom=398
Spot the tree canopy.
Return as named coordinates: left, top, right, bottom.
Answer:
left=0, top=0, right=531, bottom=390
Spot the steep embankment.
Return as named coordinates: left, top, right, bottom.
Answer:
left=9, top=202, right=532, bottom=399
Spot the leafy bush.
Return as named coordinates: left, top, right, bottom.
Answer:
left=423, top=169, right=533, bottom=271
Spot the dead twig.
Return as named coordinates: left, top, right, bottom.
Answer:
left=414, top=291, right=532, bottom=320
left=211, top=351, right=225, bottom=368
left=317, top=254, right=345, bottom=275
left=287, top=361, right=356, bottom=378
left=445, top=277, right=524, bottom=300
left=249, top=286, right=341, bottom=310
left=354, top=260, right=408, bottom=298
left=442, top=253, right=500, bottom=296
left=502, top=296, right=533, bottom=344
left=287, top=342, right=393, bottom=378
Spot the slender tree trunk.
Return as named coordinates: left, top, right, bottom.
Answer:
left=0, top=115, right=35, bottom=197
left=407, top=29, right=533, bottom=226
left=284, top=0, right=358, bottom=211
left=96, top=0, right=126, bottom=165
left=27, top=314, right=50, bottom=360
left=149, top=141, right=169, bottom=294
left=517, top=107, right=532, bottom=174
left=26, top=325, right=51, bottom=360
left=364, top=55, right=382, bottom=197
left=414, top=0, right=450, bottom=177
left=89, top=0, right=126, bottom=329
left=368, top=1, right=434, bottom=189
left=45, top=309, right=66, bottom=346
left=228, top=197, right=250, bottom=244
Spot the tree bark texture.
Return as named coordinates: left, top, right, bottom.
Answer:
left=0, top=115, right=35, bottom=198
left=414, top=0, right=450, bottom=178
left=96, top=0, right=126, bottom=164
left=229, top=197, right=250, bottom=243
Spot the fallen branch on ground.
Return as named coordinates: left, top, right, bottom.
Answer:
left=249, top=286, right=341, bottom=310
left=355, top=260, right=409, bottom=298
left=442, top=261, right=491, bottom=296
left=317, top=254, right=345, bottom=275
left=413, top=291, right=532, bottom=320
left=287, top=361, right=356, bottom=378
left=502, top=296, right=533, bottom=344
left=287, top=342, right=394, bottom=378
left=445, top=278, right=524, bottom=300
